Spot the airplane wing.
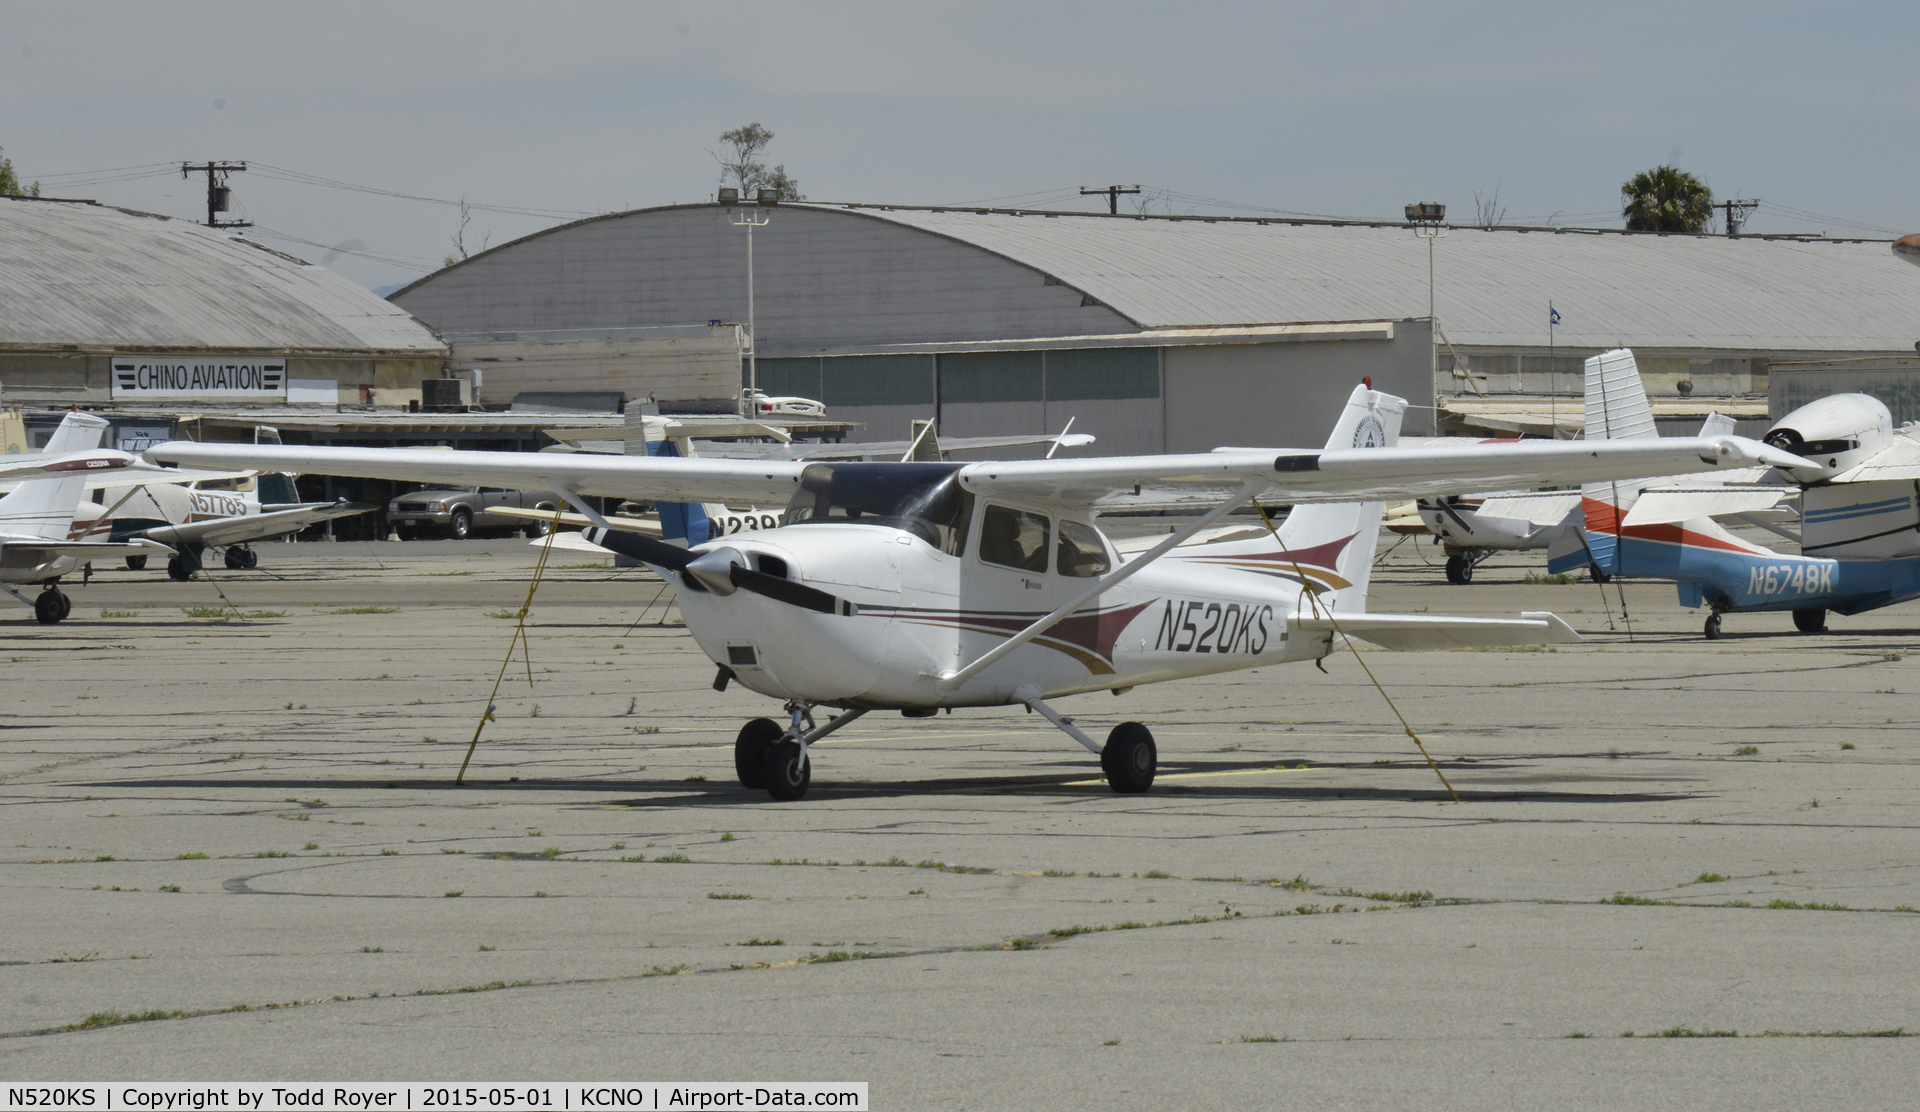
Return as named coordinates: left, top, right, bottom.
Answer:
left=5, top=537, right=175, bottom=560
left=146, top=435, right=1809, bottom=512
left=756, top=432, right=1097, bottom=462
left=137, top=502, right=374, bottom=549
left=0, top=467, right=261, bottom=496
left=1293, top=610, right=1581, bottom=651
left=0, top=450, right=143, bottom=483
left=1619, top=487, right=1794, bottom=527
left=527, top=531, right=618, bottom=555
left=954, top=436, right=1810, bottom=506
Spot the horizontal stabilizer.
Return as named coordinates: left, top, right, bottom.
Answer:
left=1472, top=492, right=1583, bottom=526
left=9, top=537, right=176, bottom=560
left=528, top=530, right=618, bottom=555
left=139, top=502, right=373, bottom=549
left=1291, top=610, right=1581, bottom=651
left=1620, top=487, right=1791, bottom=526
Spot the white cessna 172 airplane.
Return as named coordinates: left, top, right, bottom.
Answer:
left=148, top=385, right=1809, bottom=799
left=1, top=412, right=175, bottom=622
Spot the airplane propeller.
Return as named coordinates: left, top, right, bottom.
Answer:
left=585, top=528, right=854, bottom=616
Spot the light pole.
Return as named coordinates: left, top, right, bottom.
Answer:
left=719, top=187, right=780, bottom=416
left=1406, top=202, right=1447, bottom=428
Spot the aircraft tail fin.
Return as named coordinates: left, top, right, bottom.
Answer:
left=1585, top=348, right=1657, bottom=442
left=0, top=413, right=109, bottom=541
left=1275, top=385, right=1406, bottom=613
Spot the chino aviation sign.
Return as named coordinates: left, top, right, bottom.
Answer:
left=111, top=356, right=287, bottom=400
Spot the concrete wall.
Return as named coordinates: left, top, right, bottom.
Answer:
left=449, top=327, right=741, bottom=407
left=393, top=205, right=1138, bottom=352
left=1163, top=323, right=1433, bottom=452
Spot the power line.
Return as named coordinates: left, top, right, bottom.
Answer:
left=249, top=226, right=440, bottom=272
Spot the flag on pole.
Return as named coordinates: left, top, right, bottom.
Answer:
left=1550, top=306, right=1561, bottom=326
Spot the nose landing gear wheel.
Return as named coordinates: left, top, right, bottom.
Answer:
left=762, top=738, right=811, bottom=801
left=1101, top=722, right=1157, bottom=794
left=1444, top=553, right=1474, bottom=585
left=734, top=717, right=783, bottom=789
left=1792, top=608, right=1827, bottom=633
left=125, top=555, right=148, bottom=571
left=223, top=546, right=259, bottom=570
left=166, top=556, right=191, bottom=581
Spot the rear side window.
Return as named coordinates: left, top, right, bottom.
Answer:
left=1055, top=519, right=1111, bottom=578
left=978, top=504, right=1051, bottom=572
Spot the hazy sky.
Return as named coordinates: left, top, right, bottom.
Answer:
left=5, top=1, right=1914, bottom=292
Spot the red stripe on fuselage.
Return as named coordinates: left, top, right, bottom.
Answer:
left=1582, top=497, right=1764, bottom=555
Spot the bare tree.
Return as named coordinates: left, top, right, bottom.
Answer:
left=444, top=198, right=493, bottom=267
left=1472, top=185, right=1507, bottom=229
left=715, top=122, right=804, bottom=201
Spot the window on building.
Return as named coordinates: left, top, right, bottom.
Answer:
left=1055, top=519, right=1111, bottom=578
left=1044, top=347, right=1160, bottom=400
left=821, top=355, right=935, bottom=407
left=940, top=351, right=1044, bottom=404
left=978, top=504, right=1051, bottom=572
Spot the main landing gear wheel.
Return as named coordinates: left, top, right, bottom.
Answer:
left=734, top=717, right=782, bottom=789
left=1704, top=613, right=1723, bottom=640
left=1101, top=722, right=1157, bottom=794
left=1793, top=608, right=1827, bottom=633
left=762, top=738, right=811, bottom=802
left=33, top=587, right=71, bottom=625
left=1444, top=552, right=1474, bottom=585
left=166, top=556, right=193, bottom=581
left=125, top=555, right=148, bottom=571
left=223, top=546, right=259, bottom=570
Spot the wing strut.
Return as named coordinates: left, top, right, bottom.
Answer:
left=936, top=478, right=1267, bottom=694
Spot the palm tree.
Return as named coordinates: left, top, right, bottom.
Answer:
left=1621, top=165, right=1713, bottom=233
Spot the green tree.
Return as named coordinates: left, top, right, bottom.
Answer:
left=715, top=122, right=803, bottom=201
left=0, top=146, right=42, bottom=197
left=1621, top=165, right=1711, bottom=233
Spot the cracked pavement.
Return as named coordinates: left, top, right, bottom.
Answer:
left=2, top=537, right=1917, bottom=1108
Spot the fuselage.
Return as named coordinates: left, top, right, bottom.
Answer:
left=674, top=519, right=1336, bottom=709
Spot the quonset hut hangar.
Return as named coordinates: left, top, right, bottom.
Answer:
left=0, top=196, right=449, bottom=449
left=392, top=202, right=1920, bottom=451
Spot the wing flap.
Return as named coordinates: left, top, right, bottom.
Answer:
left=1292, top=610, right=1581, bottom=651
left=1471, top=493, right=1583, bottom=525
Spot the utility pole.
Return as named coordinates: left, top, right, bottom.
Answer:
left=181, top=162, right=252, bottom=228
left=1713, top=198, right=1759, bottom=236
left=1080, top=185, right=1141, bottom=215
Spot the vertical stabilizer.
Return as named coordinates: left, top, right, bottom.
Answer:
left=1585, top=348, right=1657, bottom=442
left=0, top=412, right=109, bottom=540
left=1277, top=385, right=1406, bottom=612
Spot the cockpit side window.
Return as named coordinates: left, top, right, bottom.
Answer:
left=978, top=504, right=1051, bottom=572
left=1055, top=519, right=1111, bottom=578
left=783, top=462, right=972, bottom=553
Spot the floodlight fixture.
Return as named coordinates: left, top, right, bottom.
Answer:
left=718, top=187, right=740, bottom=205
left=756, top=188, right=781, bottom=206
left=1405, top=201, right=1446, bottom=225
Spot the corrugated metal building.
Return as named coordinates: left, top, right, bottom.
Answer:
left=393, top=202, right=1920, bottom=451
left=0, top=196, right=447, bottom=446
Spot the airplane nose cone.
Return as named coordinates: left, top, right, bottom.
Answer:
left=1895, top=233, right=1920, bottom=267
left=685, top=547, right=745, bottom=596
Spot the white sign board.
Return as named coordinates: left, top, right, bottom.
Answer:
left=111, top=356, right=287, bottom=400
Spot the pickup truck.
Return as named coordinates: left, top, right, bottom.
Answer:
left=386, top=486, right=562, bottom=539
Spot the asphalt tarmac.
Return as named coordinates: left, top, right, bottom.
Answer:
left=3, top=534, right=1917, bottom=1108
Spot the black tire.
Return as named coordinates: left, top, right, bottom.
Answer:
left=1792, top=608, right=1827, bottom=633
left=735, top=718, right=783, bottom=789
left=762, top=738, right=811, bottom=801
left=449, top=509, right=472, bottom=540
left=166, top=556, right=191, bottom=581
left=530, top=506, right=555, bottom=538
left=125, top=555, right=148, bottom=571
left=1704, top=613, right=1723, bottom=640
left=34, top=589, right=66, bottom=625
left=1101, top=722, right=1157, bottom=794
left=224, top=548, right=247, bottom=570
left=1589, top=563, right=1611, bottom=584
left=1445, top=553, right=1473, bottom=585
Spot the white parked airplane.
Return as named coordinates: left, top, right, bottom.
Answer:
left=2, top=413, right=174, bottom=623
left=147, top=385, right=1808, bottom=798
left=69, top=471, right=372, bottom=579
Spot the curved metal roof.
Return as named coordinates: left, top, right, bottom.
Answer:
left=838, top=205, right=1920, bottom=353
left=0, top=198, right=445, bottom=354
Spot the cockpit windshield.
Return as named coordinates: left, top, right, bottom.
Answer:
left=784, top=462, right=973, bottom=556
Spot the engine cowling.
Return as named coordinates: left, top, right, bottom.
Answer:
left=1763, top=393, right=1893, bottom=481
